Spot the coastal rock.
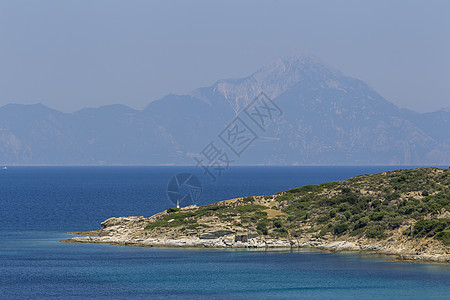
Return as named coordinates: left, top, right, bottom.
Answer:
left=200, top=230, right=234, bottom=239
left=235, top=233, right=258, bottom=242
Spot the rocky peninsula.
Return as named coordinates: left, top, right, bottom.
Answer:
left=61, top=167, right=450, bottom=263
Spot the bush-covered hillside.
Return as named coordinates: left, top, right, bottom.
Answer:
left=145, top=168, right=450, bottom=245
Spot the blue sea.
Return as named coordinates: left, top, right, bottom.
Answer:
left=1, top=166, right=449, bottom=299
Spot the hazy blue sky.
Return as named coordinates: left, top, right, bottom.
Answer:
left=1, top=0, right=449, bottom=113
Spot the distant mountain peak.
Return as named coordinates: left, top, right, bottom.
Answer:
left=285, top=47, right=312, bottom=58
left=191, top=50, right=344, bottom=113
left=265, top=49, right=319, bottom=67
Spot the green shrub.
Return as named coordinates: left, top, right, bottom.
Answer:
left=385, top=192, right=401, bottom=201
left=370, top=211, right=386, bottom=221
left=250, top=211, right=268, bottom=222
left=145, top=220, right=168, bottom=230
left=274, top=227, right=288, bottom=236
left=412, top=218, right=450, bottom=239
left=329, top=209, right=337, bottom=218
left=343, top=211, right=352, bottom=220
left=168, top=218, right=196, bottom=227
left=319, top=182, right=339, bottom=189
left=334, top=223, right=348, bottom=235
left=319, top=228, right=331, bottom=236
left=273, top=218, right=284, bottom=228
left=349, top=214, right=362, bottom=223
left=366, top=225, right=386, bottom=239
left=398, top=204, right=416, bottom=215
left=257, top=219, right=269, bottom=235
left=287, top=216, right=296, bottom=222
left=341, top=187, right=352, bottom=194
left=387, top=215, right=404, bottom=229
left=243, top=196, right=254, bottom=203
left=196, top=205, right=223, bottom=216
left=277, top=193, right=294, bottom=202
left=163, top=212, right=195, bottom=221
left=316, top=215, right=330, bottom=224
left=371, top=199, right=381, bottom=208
left=350, top=227, right=365, bottom=237
left=338, top=203, right=351, bottom=212
left=288, top=185, right=323, bottom=194
left=436, top=230, right=450, bottom=245
left=353, top=217, right=369, bottom=230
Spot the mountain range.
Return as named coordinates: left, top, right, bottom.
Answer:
left=1, top=51, right=449, bottom=165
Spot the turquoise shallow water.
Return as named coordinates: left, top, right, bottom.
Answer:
left=0, top=166, right=449, bottom=299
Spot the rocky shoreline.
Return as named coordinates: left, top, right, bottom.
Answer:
left=60, top=216, right=450, bottom=263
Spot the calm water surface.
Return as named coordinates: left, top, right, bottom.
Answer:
left=0, top=166, right=449, bottom=299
